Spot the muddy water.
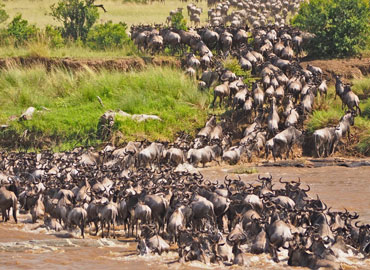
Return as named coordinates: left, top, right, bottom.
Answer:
left=0, top=165, right=369, bottom=270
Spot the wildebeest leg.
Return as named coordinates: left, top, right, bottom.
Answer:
left=211, top=95, right=217, bottom=108
left=136, top=221, right=139, bottom=238
left=1, top=209, right=6, bottom=222
left=101, top=221, right=105, bottom=238
left=357, top=105, right=362, bottom=116
left=315, top=140, right=320, bottom=158
left=347, top=129, right=351, bottom=143
left=81, top=223, right=85, bottom=239
left=112, top=221, right=115, bottom=238
left=269, top=243, right=279, bottom=263
left=107, top=221, right=111, bottom=238
left=95, top=220, right=99, bottom=235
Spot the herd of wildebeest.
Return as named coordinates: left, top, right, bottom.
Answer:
left=0, top=0, right=368, bottom=269
left=0, top=151, right=369, bottom=269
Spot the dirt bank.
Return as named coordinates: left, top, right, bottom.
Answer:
left=0, top=56, right=368, bottom=80
left=302, top=57, right=370, bottom=80
left=0, top=56, right=181, bottom=72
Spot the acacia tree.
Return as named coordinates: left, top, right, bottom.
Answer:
left=50, top=0, right=99, bottom=41
left=292, top=0, right=370, bottom=57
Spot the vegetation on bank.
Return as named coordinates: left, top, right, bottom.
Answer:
left=306, top=76, right=370, bottom=156
left=0, top=66, right=209, bottom=151
left=292, top=0, right=370, bottom=57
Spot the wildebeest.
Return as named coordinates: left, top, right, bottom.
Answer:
left=272, top=127, right=303, bottom=161
left=138, top=142, right=165, bottom=168
left=0, top=186, right=17, bottom=223
left=313, top=127, right=336, bottom=157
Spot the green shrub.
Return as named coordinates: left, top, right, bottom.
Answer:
left=50, top=0, right=99, bottom=41
left=292, top=0, right=370, bottom=57
left=0, top=1, right=8, bottom=25
left=7, top=14, right=38, bottom=47
left=223, top=57, right=256, bottom=87
left=44, top=25, right=64, bottom=48
left=171, top=10, right=187, bottom=31
left=86, top=21, right=131, bottom=50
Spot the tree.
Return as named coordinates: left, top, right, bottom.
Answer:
left=292, top=0, right=370, bottom=57
left=50, top=0, right=100, bottom=41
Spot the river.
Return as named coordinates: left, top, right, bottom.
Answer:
left=0, top=165, right=369, bottom=270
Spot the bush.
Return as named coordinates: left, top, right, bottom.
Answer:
left=50, top=0, right=99, bottom=41
left=86, top=21, right=131, bottom=50
left=292, top=0, right=370, bottom=57
left=44, top=25, right=64, bottom=48
left=223, top=57, right=256, bottom=87
left=0, top=1, right=8, bottom=25
left=7, top=14, right=38, bottom=47
left=171, top=10, right=187, bottom=31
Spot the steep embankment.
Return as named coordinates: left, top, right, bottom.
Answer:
left=0, top=56, right=181, bottom=72
left=302, top=57, right=370, bottom=80
left=0, top=56, right=369, bottom=155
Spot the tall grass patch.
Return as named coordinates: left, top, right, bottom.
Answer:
left=306, top=80, right=370, bottom=156
left=352, top=77, right=370, bottom=98
left=0, top=66, right=209, bottom=150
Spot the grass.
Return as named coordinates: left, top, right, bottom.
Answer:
left=2, top=0, right=209, bottom=28
left=229, top=166, right=258, bottom=175
left=352, top=77, right=370, bottom=99
left=0, top=0, right=209, bottom=59
left=0, top=42, right=141, bottom=59
left=306, top=77, right=370, bottom=156
left=0, top=66, right=209, bottom=151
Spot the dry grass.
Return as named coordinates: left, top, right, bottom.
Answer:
left=2, top=0, right=209, bottom=27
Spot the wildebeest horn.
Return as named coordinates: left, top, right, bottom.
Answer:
left=321, top=202, right=328, bottom=211
left=204, top=179, right=212, bottom=186
left=301, top=184, right=310, bottom=192
left=292, top=177, right=301, bottom=186
left=350, top=212, right=359, bottom=219
left=279, top=177, right=288, bottom=184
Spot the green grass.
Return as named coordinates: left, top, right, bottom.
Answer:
left=0, top=37, right=141, bottom=58
left=352, top=77, right=370, bottom=99
left=229, top=166, right=258, bottom=175
left=0, top=66, right=209, bottom=151
left=306, top=78, right=370, bottom=156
